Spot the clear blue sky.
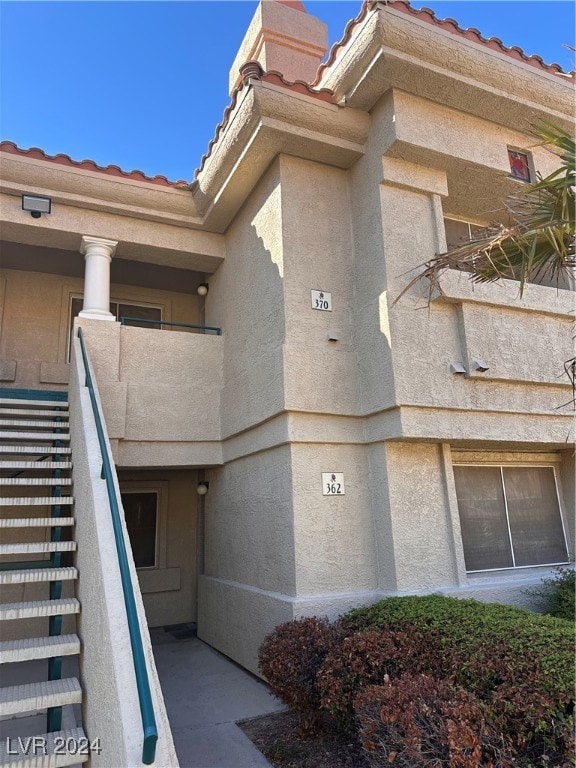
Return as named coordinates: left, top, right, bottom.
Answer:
left=1, top=1, right=574, bottom=182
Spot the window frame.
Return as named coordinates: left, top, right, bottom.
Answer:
left=119, top=482, right=169, bottom=571
left=66, top=293, right=164, bottom=362
left=453, top=462, right=570, bottom=574
left=506, top=146, right=534, bottom=184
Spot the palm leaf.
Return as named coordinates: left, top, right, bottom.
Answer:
left=399, top=123, right=576, bottom=302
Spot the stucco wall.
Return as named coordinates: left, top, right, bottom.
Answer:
left=207, top=162, right=286, bottom=438
left=346, top=90, right=575, bottom=447
left=117, top=469, right=199, bottom=627
left=280, top=156, right=360, bottom=416
left=0, top=262, right=202, bottom=390
left=76, top=318, right=223, bottom=466
left=203, top=446, right=296, bottom=595
left=291, top=443, right=377, bottom=594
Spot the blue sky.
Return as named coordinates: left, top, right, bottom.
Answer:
left=1, top=1, right=574, bottom=182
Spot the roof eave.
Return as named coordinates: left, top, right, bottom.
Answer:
left=192, top=79, right=370, bottom=232
left=317, top=5, right=574, bottom=133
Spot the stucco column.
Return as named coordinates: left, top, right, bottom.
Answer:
left=79, top=236, right=118, bottom=320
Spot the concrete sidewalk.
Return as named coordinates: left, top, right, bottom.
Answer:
left=152, top=630, right=285, bottom=768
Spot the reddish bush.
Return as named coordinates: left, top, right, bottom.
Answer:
left=340, top=596, right=575, bottom=764
left=317, top=626, right=444, bottom=734
left=258, top=617, right=338, bottom=731
left=354, top=675, right=515, bottom=768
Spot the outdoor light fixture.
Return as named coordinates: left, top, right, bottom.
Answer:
left=22, top=194, right=52, bottom=218
left=450, top=362, right=467, bottom=374
left=197, top=283, right=209, bottom=297
left=196, top=481, right=209, bottom=496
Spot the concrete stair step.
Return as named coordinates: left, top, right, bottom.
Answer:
left=0, top=409, right=69, bottom=418
left=0, top=462, right=71, bottom=471
left=0, top=678, right=82, bottom=717
left=0, top=568, right=77, bottom=585
left=0, top=448, right=71, bottom=456
left=0, top=400, right=68, bottom=410
left=0, top=519, right=75, bottom=529
left=0, top=543, right=76, bottom=556
left=0, top=726, right=88, bottom=767
left=0, top=598, right=80, bottom=621
left=0, top=634, right=80, bottom=664
left=0, top=479, right=73, bottom=487
left=0, top=498, right=74, bottom=507
left=0, top=435, right=70, bottom=443
left=0, top=422, right=69, bottom=430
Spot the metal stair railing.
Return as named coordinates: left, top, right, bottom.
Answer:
left=77, top=327, right=158, bottom=765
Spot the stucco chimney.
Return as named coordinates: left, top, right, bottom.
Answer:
left=229, top=0, right=328, bottom=94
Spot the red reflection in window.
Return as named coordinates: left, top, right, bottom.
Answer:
left=508, top=150, right=531, bottom=182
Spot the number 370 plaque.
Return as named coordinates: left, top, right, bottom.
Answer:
left=322, top=472, right=345, bottom=495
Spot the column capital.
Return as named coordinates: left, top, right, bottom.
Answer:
left=80, top=236, right=118, bottom=260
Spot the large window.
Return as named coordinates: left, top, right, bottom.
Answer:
left=69, top=297, right=162, bottom=329
left=68, top=296, right=162, bottom=359
left=453, top=465, right=569, bottom=572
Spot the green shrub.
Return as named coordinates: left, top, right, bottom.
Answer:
left=258, top=617, right=338, bottom=732
left=355, top=675, right=515, bottom=768
left=340, top=595, right=575, bottom=766
left=526, top=567, right=575, bottom=621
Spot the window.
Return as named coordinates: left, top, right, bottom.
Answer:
left=443, top=218, right=485, bottom=251
left=507, top=148, right=531, bottom=183
left=121, top=491, right=158, bottom=568
left=453, top=465, right=569, bottom=572
left=68, top=296, right=162, bottom=359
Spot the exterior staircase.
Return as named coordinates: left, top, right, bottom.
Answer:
left=0, top=391, right=88, bottom=767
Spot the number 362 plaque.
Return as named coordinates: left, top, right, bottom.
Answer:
left=322, top=472, right=345, bottom=495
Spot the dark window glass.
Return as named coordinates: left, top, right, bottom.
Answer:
left=454, top=465, right=568, bottom=572
left=453, top=466, right=513, bottom=571
left=121, top=492, right=158, bottom=568
left=68, top=297, right=163, bottom=358
left=117, top=303, right=161, bottom=329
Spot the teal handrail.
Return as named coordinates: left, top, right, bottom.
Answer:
left=120, top=317, right=222, bottom=335
left=77, top=327, right=158, bottom=765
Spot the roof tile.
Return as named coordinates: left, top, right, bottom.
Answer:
left=0, top=141, right=189, bottom=187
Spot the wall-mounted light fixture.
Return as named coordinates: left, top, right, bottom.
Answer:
left=22, top=194, right=52, bottom=218
left=196, top=481, right=209, bottom=496
left=197, top=283, right=209, bottom=297
left=450, top=362, right=466, bottom=374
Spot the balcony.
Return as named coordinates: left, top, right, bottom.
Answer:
left=76, top=318, right=223, bottom=467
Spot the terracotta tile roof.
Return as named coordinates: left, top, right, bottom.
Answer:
left=0, top=141, right=190, bottom=188
left=313, top=0, right=574, bottom=85
left=194, top=68, right=336, bottom=179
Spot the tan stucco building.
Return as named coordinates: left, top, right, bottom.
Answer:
left=1, top=0, right=574, bottom=693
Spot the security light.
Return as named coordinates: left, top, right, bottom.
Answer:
left=22, top=194, right=52, bottom=218
left=197, top=283, right=209, bottom=296
left=450, top=362, right=466, bottom=374
left=196, top=481, right=209, bottom=496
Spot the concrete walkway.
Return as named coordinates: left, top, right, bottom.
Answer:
left=152, top=630, right=286, bottom=768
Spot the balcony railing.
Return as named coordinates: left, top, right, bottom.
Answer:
left=120, top=317, right=222, bottom=335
